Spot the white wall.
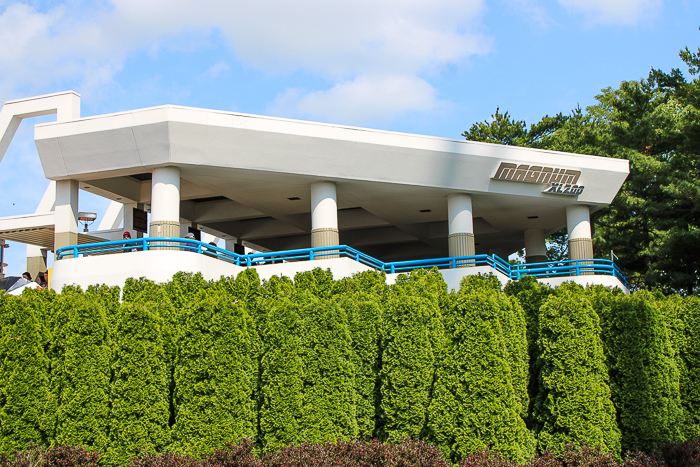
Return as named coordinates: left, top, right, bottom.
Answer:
left=50, top=250, right=628, bottom=293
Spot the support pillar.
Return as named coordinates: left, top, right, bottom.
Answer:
left=26, top=249, right=47, bottom=278
left=150, top=167, right=181, bottom=238
left=566, top=205, right=593, bottom=261
left=54, top=179, right=79, bottom=251
left=310, top=181, right=339, bottom=251
left=524, top=229, right=547, bottom=264
left=448, top=193, right=475, bottom=266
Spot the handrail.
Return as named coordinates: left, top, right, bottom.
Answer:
left=55, top=238, right=628, bottom=286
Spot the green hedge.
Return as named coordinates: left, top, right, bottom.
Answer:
left=3, top=269, right=700, bottom=465
left=533, top=284, right=621, bottom=456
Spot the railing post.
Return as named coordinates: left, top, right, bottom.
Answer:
left=73, top=246, right=78, bottom=258
left=310, top=250, right=314, bottom=261
left=246, top=257, right=251, bottom=267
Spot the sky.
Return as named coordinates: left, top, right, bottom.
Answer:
left=0, top=0, right=698, bottom=276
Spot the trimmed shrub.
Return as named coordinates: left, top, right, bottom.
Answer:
left=379, top=290, right=444, bottom=442
left=600, top=291, right=682, bottom=451
left=0, top=294, right=52, bottom=451
left=335, top=292, right=383, bottom=439
left=428, top=275, right=535, bottom=463
left=258, top=294, right=304, bottom=451
left=172, top=293, right=260, bottom=458
left=662, top=295, right=700, bottom=440
left=504, top=276, right=554, bottom=426
left=106, top=302, right=171, bottom=467
left=129, top=452, right=199, bottom=467
left=297, top=294, right=357, bottom=443
left=44, top=446, right=101, bottom=467
left=459, top=448, right=519, bottom=467
left=201, top=439, right=260, bottom=467
left=533, top=284, right=621, bottom=456
left=52, top=291, right=111, bottom=451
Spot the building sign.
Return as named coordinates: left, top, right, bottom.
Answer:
left=492, top=162, right=585, bottom=195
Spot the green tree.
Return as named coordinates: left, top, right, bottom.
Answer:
left=53, top=290, right=111, bottom=452
left=464, top=38, right=700, bottom=293
left=533, top=284, right=621, bottom=456
left=427, top=275, right=534, bottom=463
left=379, top=289, right=444, bottom=442
left=0, top=293, right=52, bottom=451
left=172, top=292, right=260, bottom=457
left=662, top=294, right=700, bottom=439
left=106, top=302, right=171, bottom=467
left=599, top=291, right=682, bottom=451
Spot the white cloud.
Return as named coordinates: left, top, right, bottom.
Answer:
left=558, top=0, right=662, bottom=25
left=268, top=74, right=443, bottom=126
left=202, top=61, right=230, bottom=80
left=0, top=0, right=491, bottom=116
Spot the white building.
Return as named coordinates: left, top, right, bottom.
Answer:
left=0, top=92, right=630, bottom=292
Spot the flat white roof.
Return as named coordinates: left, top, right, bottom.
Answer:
left=31, top=105, right=629, bottom=260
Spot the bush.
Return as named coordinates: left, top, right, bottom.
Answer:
left=427, top=275, right=534, bottom=463
left=44, top=445, right=101, bottom=467
left=172, top=293, right=260, bottom=457
left=0, top=295, right=52, bottom=451
left=533, top=284, right=621, bottom=456
left=458, top=448, right=518, bottom=467
left=106, top=302, right=171, bottom=466
left=379, top=291, right=444, bottom=442
left=201, top=439, right=260, bottom=467
left=129, top=452, right=198, bottom=467
left=600, top=291, right=682, bottom=451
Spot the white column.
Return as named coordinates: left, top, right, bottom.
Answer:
left=566, top=205, right=593, bottom=261
left=150, top=167, right=181, bottom=238
left=524, top=229, right=547, bottom=264
left=54, top=179, right=79, bottom=251
left=447, top=193, right=475, bottom=259
left=310, top=181, right=339, bottom=249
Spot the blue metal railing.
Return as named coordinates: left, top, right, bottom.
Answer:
left=55, top=238, right=628, bottom=286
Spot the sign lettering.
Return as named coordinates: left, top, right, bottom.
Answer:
left=493, top=162, right=584, bottom=195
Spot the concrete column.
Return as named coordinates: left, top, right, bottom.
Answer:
left=566, top=205, right=593, bottom=261
left=310, top=181, right=339, bottom=249
left=54, top=179, right=79, bottom=251
left=150, top=167, right=181, bottom=238
left=524, top=229, right=547, bottom=264
left=448, top=194, right=475, bottom=264
left=26, top=249, right=47, bottom=278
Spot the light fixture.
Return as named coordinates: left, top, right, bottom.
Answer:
left=288, top=197, right=301, bottom=201
left=78, top=212, right=97, bottom=232
left=419, top=209, right=431, bottom=213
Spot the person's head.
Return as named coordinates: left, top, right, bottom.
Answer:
left=123, top=231, right=131, bottom=239
left=185, top=232, right=195, bottom=239
left=22, top=271, right=32, bottom=280
left=209, top=242, right=216, bottom=246
left=36, top=272, right=45, bottom=283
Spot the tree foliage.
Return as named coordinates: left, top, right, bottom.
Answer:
left=463, top=38, right=700, bottom=293
left=533, top=284, right=621, bottom=456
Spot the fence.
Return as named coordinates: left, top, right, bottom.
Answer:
left=55, top=238, right=628, bottom=287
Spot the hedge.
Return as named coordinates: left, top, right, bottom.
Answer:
left=3, top=269, right=700, bottom=464
left=533, top=284, right=621, bottom=456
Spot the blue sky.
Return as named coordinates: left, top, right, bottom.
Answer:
left=0, top=0, right=698, bottom=275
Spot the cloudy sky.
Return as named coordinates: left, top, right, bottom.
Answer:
left=0, top=0, right=698, bottom=275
